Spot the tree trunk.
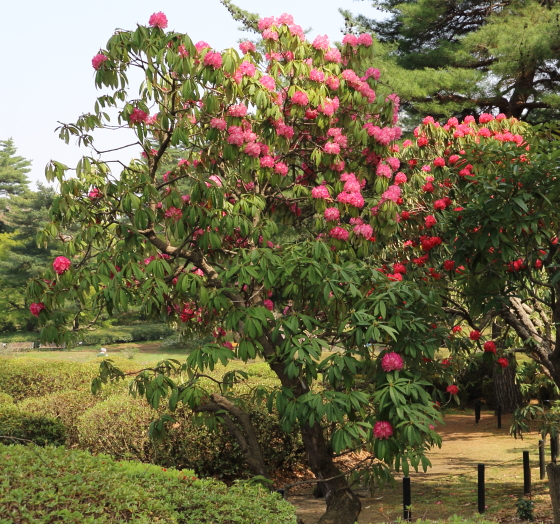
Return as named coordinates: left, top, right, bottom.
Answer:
left=493, top=355, right=522, bottom=414
left=299, top=422, right=361, bottom=524
left=547, top=462, right=560, bottom=524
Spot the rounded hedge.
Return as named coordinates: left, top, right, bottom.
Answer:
left=0, top=444, right=298, bottom=523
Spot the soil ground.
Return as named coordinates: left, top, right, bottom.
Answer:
left=285, top=411, right=554, bottom=524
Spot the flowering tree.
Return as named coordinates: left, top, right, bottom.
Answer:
left=27, top=12, right=452, bottom=524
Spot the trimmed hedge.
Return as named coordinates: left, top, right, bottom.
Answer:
left=0, top=404, right=66, bottom=446
left=82, top=323, right=174, bottom=346
left=0, top=444, right=298, bottom=523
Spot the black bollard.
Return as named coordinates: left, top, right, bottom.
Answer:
left=552, top=434, right=559, bottom=464
left=478, top=464, right=485, bottom=514
left=497, top=405, right=502, bottom=429
left=539, top=440, right=546, bottom=480
left=475, top=400, right=481, bottom=424
left=523, top=451, right=531, bottom=495
left=403, top=476, right=411, bottom=521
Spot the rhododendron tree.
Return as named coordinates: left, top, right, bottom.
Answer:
left=28, top=13, right=445, bottom=524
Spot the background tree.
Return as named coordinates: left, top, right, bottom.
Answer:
left=343, top=0, right=560, bottom=123
left=0, top=138, right=31, bottom=201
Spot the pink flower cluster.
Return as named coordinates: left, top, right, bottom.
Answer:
left=260, top=75, right=275, bottom=91
left=342, top=33, right=373, bottom=47
left=329, top=226, right=349, bottom=241
left=312, top=35, right=330, bottom=50
left=257, top=14, right=304, bottom=40
left=337, top=173, right=365, bottom=208
left=380, top=185, right=401, bottom=205
left=311, top=186, right=330, bottom=199
left=228, top=104, right=248, bottom=117
left=53, top=256, right=71, bottom=275
left=353, top=223, right=373, bottom=239
left=324, top=207, right=340, bottom=222
left=29, top=302, right=46, bottom=317
left=239, top=41, right=256, bottom=54
left=291, top=91, right=309, bottom=106
left=381, top=351, right=404, bottom=372
left=130, top=108, right=149, bottom=124
left=88, top=188, right=102, bottom=200
left=204, top=52, right=222, bottom=69
left=363, top=123, right=402, bottom=146
left=165, top=207, right=182, bottom=221
left=341, top=69, right=376, bottom=103
left=92, top=54, right=108, bottom=70
left=373, top=421, right=393, bottom=439
left=149, top=12, right=168, bottom=29
left=318, top=97, right=339, bottom=116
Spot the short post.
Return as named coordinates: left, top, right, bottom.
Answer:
left=523, top=451, right=531, bottom=494
left=552, top=434, right=558, bottom=464
left=478, top=464, right=485, bottom=514
left=403, top=476, right=411, bottom=521
left=539, top=439, right=546, bottom=480
left=475, top=400, right=481, bottom=424
left=497, top=405, right=502, bottom=429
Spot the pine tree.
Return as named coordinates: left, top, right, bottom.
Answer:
left=0, top=138, right=31, bottom=196
left=343, top=0, right=560, bottom=122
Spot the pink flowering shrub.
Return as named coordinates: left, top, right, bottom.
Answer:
left=53, top=256, right=71, bottom=275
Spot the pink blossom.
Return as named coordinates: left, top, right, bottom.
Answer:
left=358, top=33, right=373, bottom=47
left=381, top=185, right=401, bottom=203
left=386, top=157, right=400, bottom=171
left=342, top=34, right=358, bottom=47
left=312, top=34, right=330, bottom=50
left=274, top=162, right=288, bottom=176
left=276, top=124, right=294, bottom=139
left=29, top=302, right=46, bottom=317
left=259, top=75, right=275, bottom=91
left=204, top=52, right=222, bottom=69
left=309, top=68, right=325, bottom=82
left=329, top=226, right=349, bottom=241
left=288, top=24, right=305, bottom=40
left=130, top=108, right=148, bottom=124
left=311, top=186, right=330, bottom=199
left=394, top=172, right=407, bottom=185
left=165, top=207, right=182, bottom=221
left=447, top=385, right=459, bottom=395
left=244, top=142, right=261, bottom=157
left=88, top=188, right=102, bottom=200
left=53, top=256, right=71, bottom=275
left=324, top=142, right=340, bottom=155
left=376, top=164, right=392, bottom=178
left=260, top=156, right=275, bottom=168
left=149, top=12, right=168, bottom=29
left=277, top=13, right=294, bottom=25
left=337, top=191, right=364, bottom=208
left=262, top=29, right=279, bottom=41
left=195, top=41, right=211, bottom=53
left=228, top=104, right=248, bottom=117
left=239, top=41, right=256, bottom=54
left=373, top=421, right=393, bottom=439
left=92, top=54, right=108, bottom=70
left=381, top=352, right=404, bottom=372
left=239, top=61, right=256, bottom=77
left=479, top=113, right=494, bottom=123
left=210, top=118, right=227, bottom=131
left=177, top=45, right=189, bottom=57
left=325, top=76, right=339, bottom=90
left=342, top=69, right=360, bottom=83
left=291, top=91, right=309, bottom=106
left=324, top=207, right=340, bottom=221
left=181, top=195, right=191, bottom=203
left=318, top=97, right=339, bottom=116
left=353, top=223, right=373, bottom=238
left=363, top=68, right=380, bottom=81
left=258, top=17, right=277, bottom=31
left=324, top=48, right=342, bottom=63
left=208, top=175, right=223, bottom=187
left=263, top=299, right=274, bottom=311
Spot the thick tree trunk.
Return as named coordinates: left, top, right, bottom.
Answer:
left=547, top=462, right=560, bottom=524
left=493, top=355, right=522, bottom=414
left=299, top=423, right=361, bottom=524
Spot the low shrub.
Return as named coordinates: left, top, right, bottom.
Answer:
left=75, top=393, right=303, bottom=478
left=0, top=404, right=66, bottom=446
left=0, top=444, right=298, bottom=523
left=81, top=323, right=174, bottom=346
left=19, top=384, right=125, bottom=445
left=0, top=392, right=13, bottom=404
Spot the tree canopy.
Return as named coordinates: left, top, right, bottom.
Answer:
left=0, top=138, right=31, bottom=200
left=343, top=0, right=560, bottom=122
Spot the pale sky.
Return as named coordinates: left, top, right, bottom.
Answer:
left=2, top=0, right=383, bottom=188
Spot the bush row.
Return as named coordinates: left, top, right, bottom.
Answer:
left=0, top=444, right=298, bottom=523
left=81, top=323, right=174, bottom=346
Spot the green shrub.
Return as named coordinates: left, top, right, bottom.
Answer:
left=0, top=404, right=66, bottom=446
left=0, top=392, right=13, bottom=404
left=0, top=444, right=298, bottom=524
left=77, top=393, right=156, bottom=460
left=81, top=323, right=174, bottom=346
left=19, top=385, right=125, bottom=445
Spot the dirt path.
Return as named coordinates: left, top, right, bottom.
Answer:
left=289, top=412, right=553, bottom=524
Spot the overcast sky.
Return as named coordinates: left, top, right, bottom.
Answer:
left=1, top=0, right=383, bottom=189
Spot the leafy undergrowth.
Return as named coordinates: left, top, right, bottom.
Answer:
left=0, top=444, right=297, bottom=523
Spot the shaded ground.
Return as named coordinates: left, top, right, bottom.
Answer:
left=287, top=412, right=553, bottom=524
